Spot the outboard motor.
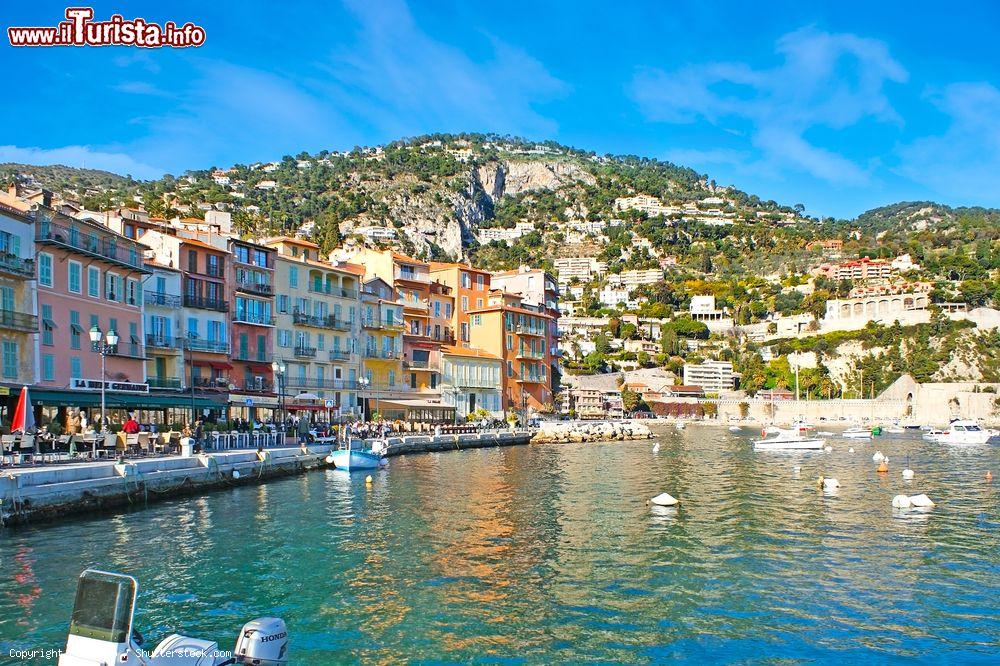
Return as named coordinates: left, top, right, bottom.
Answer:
left=234, top=618, right=288, bottom=666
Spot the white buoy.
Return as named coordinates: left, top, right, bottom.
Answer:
left=908, top=494, right=935, bottom=508
left=902, top=468, right=915, bottom=480
left=822, top=478, right=840, bottom=490
left=325, top=455, right=335, bottom=464
left=652, top=442, right=660, bottom=453
left=824, top=446, right=832, bottom=453
left=872, top=451, right=885, bottom=462
left=650, top=492, right=679, bottom=506
left=848, top=447, right=855, bottom=453
left=892, top=494, right=912, bottom=509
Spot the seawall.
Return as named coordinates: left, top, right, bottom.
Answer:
left=0, top=431, right=531, bottom=527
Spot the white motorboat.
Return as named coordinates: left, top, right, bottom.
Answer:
left=922, top=429, right=946, bottom=442
left=728, top=425, right=741, bottom=432
left=842, top=426, right=872, bottom=440
left=59, top=569, right=288, bottom=665
left=753, top=425, right=825, bottom=451
left=935, top=419, right=994, bottom=445
left=675, top=422, right=686, bottom=430
left=329, top=438, right=387, bottom=471
left=885, top=425, right=906, bottom=434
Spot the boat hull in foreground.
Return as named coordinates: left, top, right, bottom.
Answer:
left=330, top=449, right=383, bottom=471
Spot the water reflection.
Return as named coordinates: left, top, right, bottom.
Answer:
left=0, top=428, right=997, bottom=662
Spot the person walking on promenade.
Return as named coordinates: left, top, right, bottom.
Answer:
left=297, top=414, right=311, bottom=445
left=194, top=419, right=204, bottom=453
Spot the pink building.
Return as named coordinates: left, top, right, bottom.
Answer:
left=32, top=206, right=151, bottom=421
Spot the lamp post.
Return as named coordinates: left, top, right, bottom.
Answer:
left=186, top=331, right=198, bottom=426
left=271, top=359, right=286, bottom=429
left=357, top=375, right=370, bottom=423
left=88, top=325, right=119, bottom=436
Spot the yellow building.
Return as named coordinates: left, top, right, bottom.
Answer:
left=359, top=277, right=405, bottom=416
left=440, top=346, right=503, bottom=419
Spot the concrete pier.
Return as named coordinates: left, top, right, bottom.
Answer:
left=0, top=431, right=531, bottom=526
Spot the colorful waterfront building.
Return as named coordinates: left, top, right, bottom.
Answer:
left=468, top=290, right=557, bottom=418
left=139, top=229, right=231, bottom=419
left=142, top=261, right=185, bottom=392
left=32, top=206, right=151, bottom=418
left=264, top=237, right=364, bottom=417
left=228, top=238, right=277, bottom=420
left=359, top=277, right=405, bottom=417
left=440, top=346, right=503, bottom=419
left=429, top=261, right=492, bottom=345
left=0, top=201, right=39, bottom=403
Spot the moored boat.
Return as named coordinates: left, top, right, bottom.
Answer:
left=843, top=426, right=872, bottom=440
left=330, top=439, right=387, bottom=471
left=753, top=425, right=825, bottom=451
left=935, top=419, right=994, bottom=446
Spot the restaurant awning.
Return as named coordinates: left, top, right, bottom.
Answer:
left=29, top=388, right=226, bottom=410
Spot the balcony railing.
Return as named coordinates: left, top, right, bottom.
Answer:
left=185, top=338, right=230, bottom=354
left=233, top=350, right=273, bottom=363
left=328, top=350, right=352, bottom=361
left=516, top=374, right=546, bottom=383
left=145, top=334, right=183, bottom=350
left=362, top=317, right=403, bottom=330
left=292, top=310, right=352, bottom=330
left=183, top=294, right=229, bottom=312
left=516, top=349, right=546, bottom=359
left=283, top=377, right=359, bottom=391
left=294, top=346, right=317, bottom=358
left=364, top=348, right=400, bottom=360
left=233, top=312, right=275, bottom=326
left=147, top=376, right=182, bottom=390
left=236, top=280, right=274, bottom=297
left=307, top=284, right=359, bottom=299
left=0, top=310, right=38, bottom=333
left=193, top=376, right=229, bottom=389
left=188, top=263, right=225, bottom=279
left=144, top=291, right=182, bottom=308
left=244, top=378, right=274, bottom=392
left=0, top=253, right=34, bottom=278
left=36, top=219, right=145, bottom=271
left=404, top=359, right=430, bottom=369
left=516, top=325, right=546, bottom=337
left=108, top=342, right=146, bottom=359
left=395, top=269, right=429, bottom=283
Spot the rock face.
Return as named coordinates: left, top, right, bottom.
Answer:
left=530, top=421, right=653, bottom=444
left=476, top=160, right=596, bottom=202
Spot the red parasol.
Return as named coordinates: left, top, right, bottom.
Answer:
left=11, top=386, right=35, bottom=433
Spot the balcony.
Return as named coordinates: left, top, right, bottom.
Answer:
left=108, top=342, right=146, bottom=359
left=447, top=377, right=498, bottom=390
left=362, top=317, right=404, bottom=330
left=147, top=376, right=182, bottom=390
left=185, top=338, right=230, bottom=354
left=307, top=283, right=359, bottom=299
left=516, top=349, right=546, bottom=360
left=0, top=253, right=34, bottom=279
left=403, top=359, right=430, bottom=370
left=193, top=376, right=229, bottom=390
left=516, top=325, right=546, bottom=337
left=0, top=311, right=38, bottom=333
left=395, top=268, right=429, bottom=284
left=328, top=350, right=352, bottom=361
left=292, top=310, right=352, bottom=330
left=244, top=378, right=274, bottom=393
left=188, top=263, right=226, bottom=279
left=145, top=335, right=183, bottom=352
left=145, top=291, right=182, bottom=308
left=183, top=294, right=229, bottom=312
left=283, top=377, right=358, bottom=391
left=294, top=346, right=317, bottom=359
left=233, top=350, right=273, bottom=363
left=364, top=348, right=400, bottom=360
left=233, top=312, right=276, bottom=326
left=36, top=219, right=148, bottom=272
left=236, top=280, right=274, bottom=297
left=516, top=374, right=546, bottom=384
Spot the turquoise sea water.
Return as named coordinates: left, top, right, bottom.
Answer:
left=1, top=428, right=998, bottom=664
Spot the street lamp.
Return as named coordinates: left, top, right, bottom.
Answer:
left=271, top=359, right=286, bottom=428
left=89, top=325, right=119, bottom=435
left=357, top=375, right=370, bottom=423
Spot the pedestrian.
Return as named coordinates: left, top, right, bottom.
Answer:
left=194, top=419, right=204, bottom=453
left=123, top=414, right=140, bottom=434
left=67, top=409, right=81, bottom=436
left=297, top=414, right=311, bottom=445
left=79, top=411, right=89, bottom=433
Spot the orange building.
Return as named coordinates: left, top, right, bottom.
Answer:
left=428, top=262, right=491, bottom=345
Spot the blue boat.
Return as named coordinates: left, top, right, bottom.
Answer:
left=329, top=439, right=385, bottom=471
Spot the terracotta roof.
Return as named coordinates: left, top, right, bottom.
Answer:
left=144, top=260, right=180, bottom=272
left=429, top=261, right=490, bottom=274
left=392, top=252, right=427, bottom=266
left=261, top=236, right=319, bottom=249
left=441, top=345, right=502, bottom=360
left=178, top=237, right=224, bottom=252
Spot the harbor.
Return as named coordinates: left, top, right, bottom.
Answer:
left=0, top=426, right=996, bottom=663
left=0, top=430, right=532, bottom=526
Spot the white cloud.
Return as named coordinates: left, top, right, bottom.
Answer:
left=630, top=27, right=908, bottom=186
left=898, top=82, right=1000, bottom=202
left=0, top=144, right=165, bottom=180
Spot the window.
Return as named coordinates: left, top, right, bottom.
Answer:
left=68, top=260, right=82, bottom=293
left=507, top=334, right=513, bottom=350
left=472, top=315, right=482, bottom=326
left=70, top=356, right=82, bottom=379
left=288, top=266, right=298, bottom=288
left=38, top=253, right=53, bottom=287
left=476, top=298, right=483, bottom=308
left=461, top=296, right=468, bottom=311
left=461, top=322, right=468, bottom=342
left=126, top=279, right=141, bottom=306
left=105, top=273, right=122, bottom=302
left=41, top=304, right=54, bottom=345
left=388, top=370, right=395, bottom=387
left=461, top=272, right=471, bottom=288
left=70, top=311, right=81, bottom=349
left=476, top=275, right=485, bottom=290
left=507, top=361, right=513, bottom=377
left=317, top=333, right=325, bottom=350
left=42, top=354, right=55, bottom=381
left=445, top=303, right=452, bottom=318
left=87, top=266, right=100, bottom=297
left=434, top=301, right=441, bottom=317
left=0, top=286, right=12, bottom=313
left=188, top=250, right=198, bottom=272
left=1, top=341, right=17, bottom=379
left=277, top=295, right=289, bottom=313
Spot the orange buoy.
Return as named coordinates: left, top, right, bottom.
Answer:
left=877, top=460, right=889, bottom=474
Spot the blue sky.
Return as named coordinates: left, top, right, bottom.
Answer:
left=3, top=0, right=1000, bottom=218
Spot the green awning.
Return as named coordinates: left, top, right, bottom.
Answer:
left=29, top=389, right=225, bottom=410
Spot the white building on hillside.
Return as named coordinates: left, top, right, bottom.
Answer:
left=683, top=360, right=735, bottom=394
left=554, top=257, right=607, bottom=284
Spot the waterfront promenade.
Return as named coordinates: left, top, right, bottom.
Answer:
left=0, top=430, right=532, bottom=526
